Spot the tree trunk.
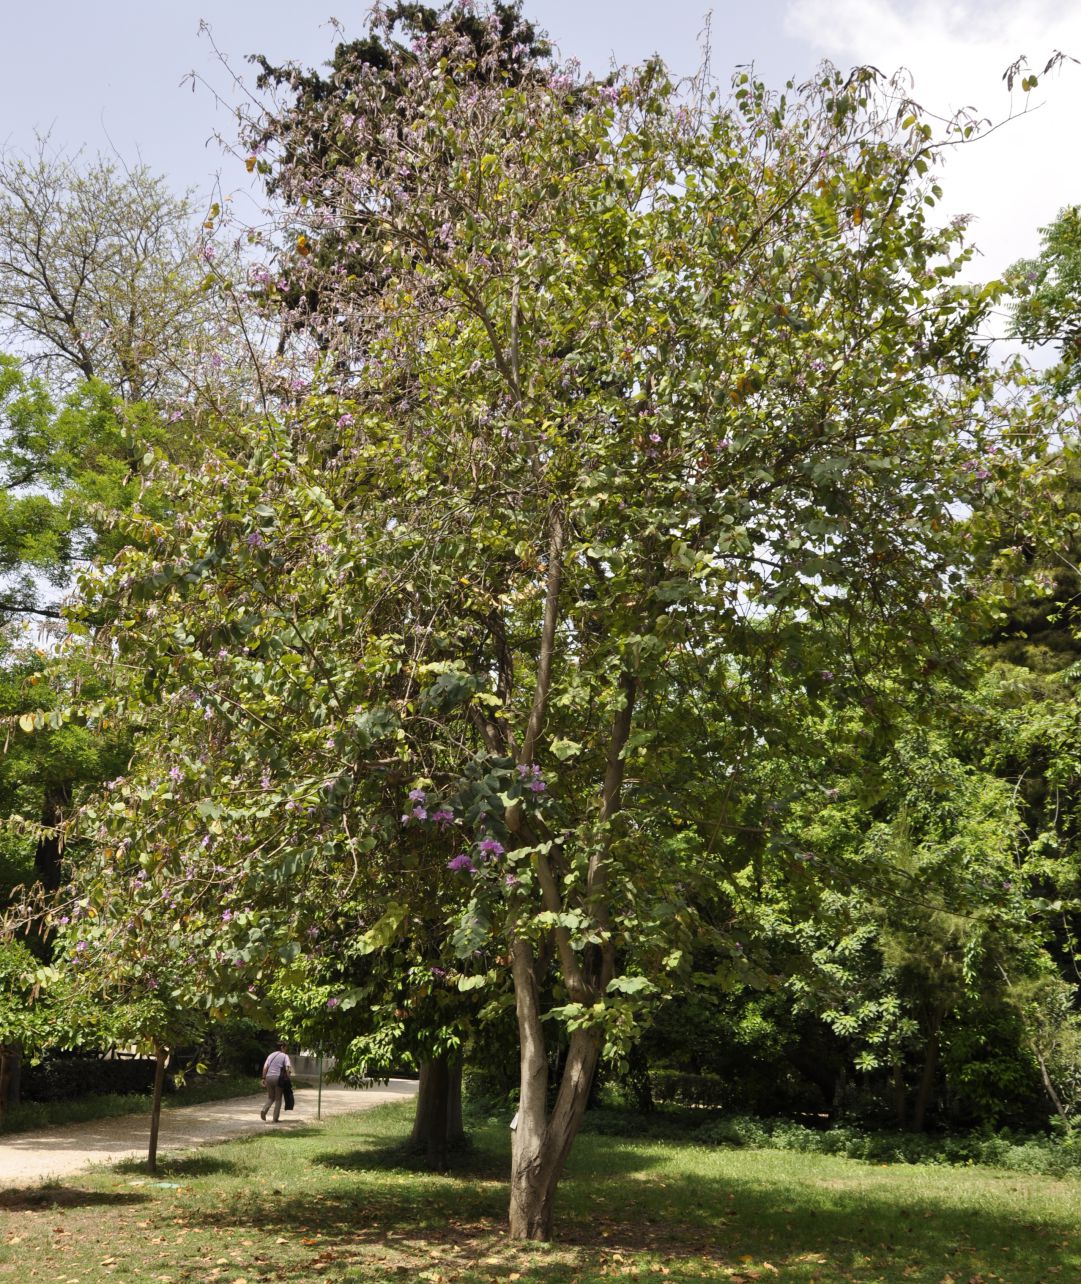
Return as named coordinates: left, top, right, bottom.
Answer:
left=509, top=939, right=602, bottom=1240
left=409, top=1060, right=434, bottom=1148
left=625, top=1041, right=654, bottom=1114
left=425, top=1054, right=450, bottom=1172
left=892, top=1061, right=907, bottom=1129
left=0, top=1045, right=22, bottom=1117
left=34, top=780, right=72, bottom=892
left=5, top=1046, right=19, bottom=1108
left=147, top=1046, right=167, bottom=1172
left=446, top=1059, right=464, bottom=1143
left=912, top=1016, right=942, bottom=1133
left=409, top=1055, right=465, bottom=1163
left=509, top=1025, right=602, bottom=1240
left=831, top=1064, right=847, bottom=1119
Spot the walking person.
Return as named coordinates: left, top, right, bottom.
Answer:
left=260, top=1041, right=293, bottom=1122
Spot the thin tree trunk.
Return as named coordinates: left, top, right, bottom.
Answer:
left=893, top=1061, right=907, bottom=1129
left=509, top=937, right=552, bottom=1238
left=34, top=780, right=71, bottom=892
left=147, top=1046, right=167, bottom=1173
left=1029, top=1038, right=1070, bottom=1123
left=912, top=1016, right=942, bottom=1133
left=625, top=1042, right=653, bottom=1114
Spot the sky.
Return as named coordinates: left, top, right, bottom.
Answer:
left=1, top=0, right=1078, bottom=291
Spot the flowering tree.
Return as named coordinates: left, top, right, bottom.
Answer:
left=56, top=5, right=1057, bottom=1240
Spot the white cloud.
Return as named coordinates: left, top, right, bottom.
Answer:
left=784, top=0, right=1081, bottom=288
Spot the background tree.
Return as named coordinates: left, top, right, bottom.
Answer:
left=1008, top=206, right=1081, bottom=395
left=0, top=142, right=210, bottom=404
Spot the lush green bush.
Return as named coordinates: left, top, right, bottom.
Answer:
left=195, top=1017, right=271, bottom=1077
left=581, top=1106, right=1081, bottom=1178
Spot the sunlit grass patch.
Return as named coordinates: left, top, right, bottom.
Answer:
left=1, top=1101, right=1077, bottom=1282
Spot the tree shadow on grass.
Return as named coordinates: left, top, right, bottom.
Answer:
left=177, top=1134, right=1080, bottom=1282
left=111, top=1153, right=246, bottom=1178
left=0, top=1184, right=149, bottom=1211
left=309, top=1135, right=507, bottom=1181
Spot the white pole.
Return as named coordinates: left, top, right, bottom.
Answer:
left=317, top=1055, right=323, bottom=1121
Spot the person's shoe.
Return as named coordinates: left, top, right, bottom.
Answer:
left=260, top=1109, right=268, bottom=1120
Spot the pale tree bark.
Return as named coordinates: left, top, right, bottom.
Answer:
left=503, top=497, right=639, bottom=1235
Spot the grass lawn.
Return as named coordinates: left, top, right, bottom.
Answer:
left=0, top=1099, right=1077, bottom=1283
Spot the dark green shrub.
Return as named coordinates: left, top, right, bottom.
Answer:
left=22, top=1054, right=172, bottom=1102
left=651, top=1070, right=728, bottom=1109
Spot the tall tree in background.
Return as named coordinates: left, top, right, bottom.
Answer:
left=1008, top=205, right=1081, bottom=396
left=0, top=141, right=210, bottom=404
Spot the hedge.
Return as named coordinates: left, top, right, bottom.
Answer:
left=21, top=1055, right=174, bottom=1102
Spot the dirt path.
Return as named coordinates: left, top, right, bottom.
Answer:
left=0, top=1079, right=417, bottom=1186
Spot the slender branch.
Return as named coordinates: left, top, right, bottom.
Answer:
left=521, top=506, right=564, bottom=765
left=586, top=669, right=638, bottom=991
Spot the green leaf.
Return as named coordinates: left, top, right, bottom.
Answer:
left=357, top=903, right=408, bottom=954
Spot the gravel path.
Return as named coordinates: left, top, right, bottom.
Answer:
left=0, top=1079, right=418, bottom=1186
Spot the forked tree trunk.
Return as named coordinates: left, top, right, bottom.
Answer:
left=147, top=1046, right=167, bottom=1172
left=509, top=940, right=603, bottom=1240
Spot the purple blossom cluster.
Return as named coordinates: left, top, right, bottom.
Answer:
left=401, top=787, right=455, bottom=828
left=517, top=762, right=547, bottom=793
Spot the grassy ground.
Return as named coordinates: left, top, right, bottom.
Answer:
left=0, top=1098, right=1077, bottom=1283
left=0, top=1076, right=261, bottom=1135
